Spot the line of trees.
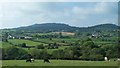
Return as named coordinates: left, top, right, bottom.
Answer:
left=1, top=38, right=120, bottom=61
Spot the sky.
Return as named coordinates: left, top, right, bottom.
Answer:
left=0, top=0, right=119, bottom=29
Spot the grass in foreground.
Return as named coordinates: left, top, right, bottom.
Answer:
left=2, top=60, right=118, bottom=66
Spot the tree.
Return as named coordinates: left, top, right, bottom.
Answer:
left=89, top=48, right=104, bottom=61
left=82, top=41, right=96, bottom=49
left=80, top=46, right=91, bottom=60
left=29, top=48, right=40, bottom=59
left=47, top=43, right=59, bottom=49
left=39, top=50, right=50, bottom=59
left=2, top=33, right=8, bottom=42
left=80, top=38, right=101, bottom=60
left=3, top=46, right=27, bottom=60
left=64, top=49, right=74, bottom=59
left=21, top=43, right=27, bottom=47
left=36, top=44, right=44, bottom=49
left=49, top=38, right=52, bottom=40
left=52, top=50, right=65, bottom=59
left=103, top=45, right=119, bottom=58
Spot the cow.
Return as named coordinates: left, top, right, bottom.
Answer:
left=44, top=59, right=50, bottom=63
left=26, top=54, right=34, bottom=62
left=26, top=58, right=35, bottom=62
left=104, top=57, right=108, bottom=61
left=26, top=59, right=32, bottom=62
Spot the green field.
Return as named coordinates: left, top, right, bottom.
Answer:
left=34, top=38, right=79, bottom=44
left=2, top=60, right=118, bottom=66
left=8, top=39, right=44, bottom=46
left=0, top=42, right=13, bottom=48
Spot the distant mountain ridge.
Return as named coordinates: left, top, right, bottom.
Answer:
left=15, top=23, right=78, bottom=32
left=13, top=23, right=119, bottom=32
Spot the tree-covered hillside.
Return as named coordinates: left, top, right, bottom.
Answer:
left=11, top=23, right=119, bottom=33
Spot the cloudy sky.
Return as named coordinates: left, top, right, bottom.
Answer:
left=0, top=1, right=118, bottom=29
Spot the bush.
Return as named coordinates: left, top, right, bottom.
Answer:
left=36, top=44, right=44, bottom=49
left=17, top=43, right=27, bottom=48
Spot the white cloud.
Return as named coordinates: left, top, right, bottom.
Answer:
left=72, top=2, right=117, bottom=15
left=0, top=2, right=118, bottom=28
left=1, top=2, right=46, bottom=28
left=94, top=2, right=108, bottom=13
left=67, top=2, right=118, bottom=27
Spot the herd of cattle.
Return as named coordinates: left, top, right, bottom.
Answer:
left=26, top=54, right=50, bottom=63
left=26, top=58, right=50, bottom=63
left=104, top=57, right=120, bottom=61
left=25, top=56, right=120, bottom=63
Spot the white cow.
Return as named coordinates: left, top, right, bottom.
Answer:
left=104, top=57, right=108, bottom=61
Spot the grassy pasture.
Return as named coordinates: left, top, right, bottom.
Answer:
left=52, top=38, right=79, bottom=43
left=35, top=38, right=79, bottom=45
left=23, top=45, right=69, bottom=54
left=93, top=41, right=115, bottom=45
left=2, top=60, right=118, bottom=66
left=34, top=38, right=54, bottom=44
left=0, top=42, right=13, bottom=48
left=8, top=39, right=43, bottom=46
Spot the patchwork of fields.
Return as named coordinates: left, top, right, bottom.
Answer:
left=1, top=38, right=115, bottom=54
left=1, top=33, right=119, bottom=67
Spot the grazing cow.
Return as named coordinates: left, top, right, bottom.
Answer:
left=104, top=57, right=108, bottom=61
left=26, top=58, right=34, bottom=62
left=26, top=59, right=32, bottom=62
left=26, top=54, right=34, bottom=62
left=44, top=59, right=50, bottom=63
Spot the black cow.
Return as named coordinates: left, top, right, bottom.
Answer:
left=44, top=59, right=50, bottom=63
left=26, top=59, right=32, bottom=62
left=26, top=54, right=33, bottom=62
left=26, top=58, right=35, bottom=62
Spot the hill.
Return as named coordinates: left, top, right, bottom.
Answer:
left=6, top=23, right=119, bottom=32
left=82, top=24, right=118, bottom=33
left=15, top=23, right=79, bottom=32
